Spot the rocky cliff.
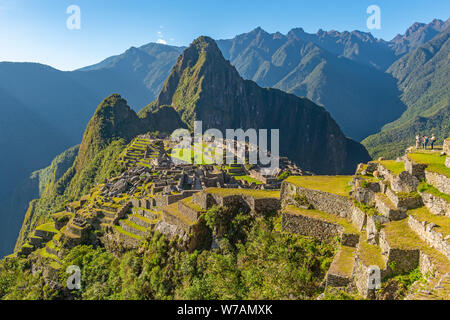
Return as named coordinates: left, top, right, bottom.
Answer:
left=153, top=36, right=371, bottom=174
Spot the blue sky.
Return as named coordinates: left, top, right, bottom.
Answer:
left=0, top=0, right=448, bottom=70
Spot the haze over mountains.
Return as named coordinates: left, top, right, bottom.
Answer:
left=0, top=18, right=449, bottom=257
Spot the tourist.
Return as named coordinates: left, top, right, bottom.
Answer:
left=415, top=134, right=421, bottom=149
left=423, top=135, right=429, bottom=150
left=430, top=134, right=437, bottom=150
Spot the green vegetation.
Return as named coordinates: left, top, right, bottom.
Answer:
left=5, top=214, right=335, bottom=300
left=277, top=171, right=291, bottom=181
left=329, top=246, right=356, bottom=277
left=285, top=176, right=353, bottom=197
left=15, top=139, right=127, bottom=251
left=357, top=235, right=385, bottom=269
left=354, top=201, right=379, bottom=217
left=285, top=206, right=358, bottom=234
left=408, top=207, right=450, bottom=236
left=377, top=160, right=405, bottom=175
left=408, top=151, right=450, bottom=177
left=0, top=257, right=50, bottom=300
left=233, top=175, right=263, bottom=185
left=418, top=182, right=450, bottom=202
left=35, top=222, right=58, bottom=234
left=382, top=220, right=450, bottom=274
left=205, top=188, right=280, bottom=199
left=363, top=29, right=450, bottom=159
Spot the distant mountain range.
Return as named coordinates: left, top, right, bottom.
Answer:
left=363, top=26, right=450, bottom=158
left=0, top=18, right=448, bottom=257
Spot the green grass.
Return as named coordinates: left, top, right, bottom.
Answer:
left=377, top=160, right=405, bottom=175
left=418, top=182, right=450, bottom=202
left=375, top=193, right=397, bottom=210
left=357, top=235, right=385, bottom=269
left=285, top=205, right=358, bottom=234
left=181, top=197, right=205, bottom=213
left=408, top=151, right=450, bottom=178
left=408, top=207, right=450, bottom=236
left=382, top=219, right=450, bottom=274
left=354, top=201, right=380, bottom=217
left=163, top=203, right=197, bottom=226
left=35, top=222, right=58, bottom=234
left=113, top=225, right=142, bottom=240
left=328, top=245, right=356, bottom=277
left=233, top=175, right=263, bottom=185
left=36, top=247, right=61, bottom=263
left=285, top=176, right=353, bottom=197
left=122, top=219, right=147, bottom=233
left=205, top=188, right=280, bottom=199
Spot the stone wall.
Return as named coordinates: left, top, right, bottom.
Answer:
left=282, top=211, right=343, bottom=242
left=408, top=215, right=450, bottom=259
left=385, top=187, right=422, bottom=210
left=282, top=211, right=359, bottom=247
left=379, top=231, right=420, bottom=275
left=446, top=157, right=450, bottom=169
left=178, top=200, right=203, bottom=221
left=420, top=192, right=450, bottom=217
left=377, top=163, right=418, bottom=193
left=425, top=171, right=450, bottom=194
left=366, top=215, right=389, bottom=245
left=192, top=191, right=280, bottom=215
left=405, top=157, right=427, bottom=180
left=350, top=206, right=367, bottom=232
left=281, top=182, right=353, bottom=218
left=444, top=139, right=450, bottom=155
left=353, top=187, right=375, bottom=206
left=353, top=255, right=387, bottom=299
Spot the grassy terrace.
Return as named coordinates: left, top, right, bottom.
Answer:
left=205, top=188, right=280, bottom=199
left=122, top=219, right=147, bottom=233
left=409, top=207, right=450, bottom=236
left=357, top=233, right=385, bottom=269
left=36, top=247, right=61, bottom=264
left=285, top=176, right=353, bottom=197
left=131, top=213, right=158, bottom=225
left=285, top=205, right=358, bottom=234
left=233, top=175, right=264, bottom=185
left=181, top=197, right=205, bottom=213
left=113, top=225, right=142, bottom=240
left=377, top=160, right=405, bottom=175
left=418, top=182, right=450, bottom=202
left=329, top=245, right=356, bottom=277
left=36, top=222, right=58, bottom=234
left=408, top=151, right=450, bottom=178
left=164, top=203, right=197, bottom=226
left=382, top=219, right=450, bottom=273
left=52, top=211, right=74, bottom=220
left=375, top=193, right=397, bottom=210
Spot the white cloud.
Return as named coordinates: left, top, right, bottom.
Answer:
left=156, top=39, right=167, bottom=45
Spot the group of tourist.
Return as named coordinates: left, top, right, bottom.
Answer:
left=416, top=134, right=437, bottom=150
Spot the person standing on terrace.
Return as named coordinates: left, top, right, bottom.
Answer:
left=430, top=134, right=437, bottom=150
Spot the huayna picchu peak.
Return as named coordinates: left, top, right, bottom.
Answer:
left=152, top=36, right=370, bottom=175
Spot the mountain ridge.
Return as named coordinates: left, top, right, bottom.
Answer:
left=152, top=36, right=371, bottom=174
